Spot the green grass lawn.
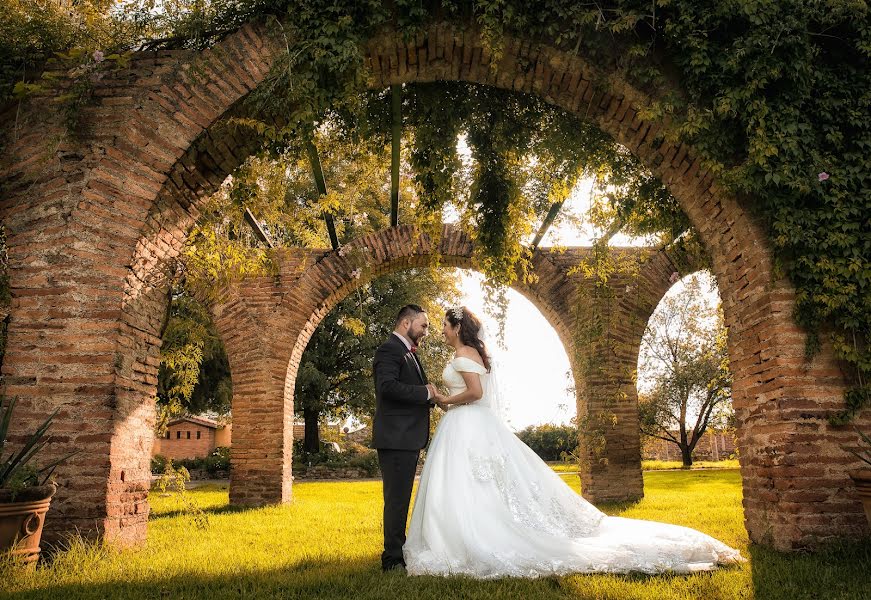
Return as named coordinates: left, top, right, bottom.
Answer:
left=2, top=471, right=869, bottom=599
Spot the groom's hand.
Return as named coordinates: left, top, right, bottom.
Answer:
left=431, top=389, right=449, bottom=410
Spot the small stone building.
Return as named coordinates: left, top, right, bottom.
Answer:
left=152, top=416, right=231, bottom=460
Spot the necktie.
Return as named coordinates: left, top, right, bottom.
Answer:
left=409, top=348, right=423, bottom=379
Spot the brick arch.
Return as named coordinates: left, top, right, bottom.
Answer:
left=281, top=226, right=580, bottom=389
left=0, top=19, right=866, bottom=550
left=210, top=224, right=597, bottom=505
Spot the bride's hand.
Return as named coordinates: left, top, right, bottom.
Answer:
left=433, top=392, right=450, bottom=410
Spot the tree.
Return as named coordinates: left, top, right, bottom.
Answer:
left=295, top=267, right=460, bottom=452
left=637, top=272, right=733, bottom=467
left=156, top=285, right=232, bottom=432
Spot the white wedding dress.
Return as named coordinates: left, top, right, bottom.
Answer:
left=403, top=356, right=744, bottom=578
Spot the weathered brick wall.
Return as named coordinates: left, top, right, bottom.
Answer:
left=0, top=25, right=280, bottom=546
left=0, top=17, right=866, bottom=551
left=643, top=432, right=738, bottom=462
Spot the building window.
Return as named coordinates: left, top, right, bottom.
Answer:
left=186, top=431, right=191, bottom=439
left=166, top=431, right=170, bottom=439
left=197, top=431, right=201, bottom=440
left=176, top=431, right=181, bottom=439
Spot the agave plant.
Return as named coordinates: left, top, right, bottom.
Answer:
left=848, top=427, right=871, bottom=468
left=0, top=396, right=77, bottom=492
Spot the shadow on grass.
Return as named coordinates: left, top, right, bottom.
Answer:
left=147, top=502, right=257, bottom=521
left=2, top=555, right=597, bottom=600
left=2, top=555, right=760, bottom=600
left=594, top=497, right=646, bottom=514
left=748, top=538, right=871, bottom=600
left=8, top=541, right=869, bottom=600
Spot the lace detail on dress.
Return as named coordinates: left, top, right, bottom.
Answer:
left=469, top=449, right=506, bottom=482
left=499, top=471, right=603, bottom=538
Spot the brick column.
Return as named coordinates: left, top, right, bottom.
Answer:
left=0, top=137, right=155, bottom=545
left=517, top=247, right=686, bottom=503
left=571, top=268, right=646, bottom=503
left=210, top=251, right=327, bottom=507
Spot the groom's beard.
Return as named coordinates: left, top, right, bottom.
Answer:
left=408, top=328, right=426, bottom=346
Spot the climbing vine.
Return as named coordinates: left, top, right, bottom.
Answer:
left=3, top=1, right=868, bottom=417
left=465, top=0, right=870, bottom=419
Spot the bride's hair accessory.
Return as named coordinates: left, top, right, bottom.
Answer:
left=447, top=306, right=465, bottom=322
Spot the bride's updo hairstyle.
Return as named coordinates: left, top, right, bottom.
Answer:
left=445, top=306, right=491, bottom=372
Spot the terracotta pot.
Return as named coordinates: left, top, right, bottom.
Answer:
left=850, top=469, right=871, bottom=529
left=0, top=483, right=56, bottom=565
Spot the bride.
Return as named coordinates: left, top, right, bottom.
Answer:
left=403, top=305, right=744, bottom=578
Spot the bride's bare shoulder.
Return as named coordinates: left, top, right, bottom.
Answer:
left=456, top=346, right=485, bottom=367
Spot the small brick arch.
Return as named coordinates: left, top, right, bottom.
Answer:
left=211, top=223, right=676, bottom=508
left=1, top=19, right=867, bottom=550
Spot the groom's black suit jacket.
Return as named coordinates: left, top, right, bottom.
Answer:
left=372, top=334, right=432, bottom=450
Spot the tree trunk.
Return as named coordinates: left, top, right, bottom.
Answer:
left=677, top=417, right=693, bottom=467
left=680, top=444, right=693, bottom=467
left=303, top=408, right=320, bottom=453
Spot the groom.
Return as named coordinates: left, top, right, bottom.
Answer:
left=372, top=304, right=439, bottom=572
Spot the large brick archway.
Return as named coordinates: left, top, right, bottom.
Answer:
left=210, top=223, right=681, bottom=509
left=1, top=19, right=867, bottom=550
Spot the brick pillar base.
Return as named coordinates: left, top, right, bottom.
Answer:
left=575, top=373, right=645, bottom=503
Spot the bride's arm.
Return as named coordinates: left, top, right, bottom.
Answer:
left=440, top=371, right=483, bottom=405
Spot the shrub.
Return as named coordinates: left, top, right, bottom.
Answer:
left=151, top=454, right=168, bottom=474
left=345, top=450, right=379, bottom=477
left=343, top=441, right=371, bottom=456
left=203, top=446, right=230, bottom=474
left=292, top=439, right=379, bottom=476
left=515, top=424, right=578, bottom=462
left=152, top=447, right=230, bottom=476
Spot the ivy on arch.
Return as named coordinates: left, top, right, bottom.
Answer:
left=2, top=0, right=867, bottom=418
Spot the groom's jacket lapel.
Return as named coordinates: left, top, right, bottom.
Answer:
left=412, top=352, right=428, bottom=384
left=392, top=334, right=427, bottom=384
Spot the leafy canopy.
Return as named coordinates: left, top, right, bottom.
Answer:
left=3, top=1, right=868, bottom=418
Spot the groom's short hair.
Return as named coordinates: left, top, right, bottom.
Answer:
left=396, top=304, right=425, bottom=326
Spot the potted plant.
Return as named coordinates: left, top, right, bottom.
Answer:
left=0, top=397, right=76, bottom=565
left=847, top=427, right=871, bottom=528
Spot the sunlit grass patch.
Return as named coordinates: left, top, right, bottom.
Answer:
left=642, top=459, right=740, bottom=471
left=548, top=459, right=740, bottom=473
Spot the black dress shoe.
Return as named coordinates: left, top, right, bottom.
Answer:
left=382, top=563, right=407, bottom=574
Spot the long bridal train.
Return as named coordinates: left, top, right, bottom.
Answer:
left=404, top=356, right=744, bottom=579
